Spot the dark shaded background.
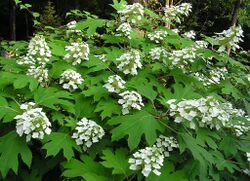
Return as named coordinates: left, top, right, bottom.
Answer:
left=0, top=0, right=249, bottom=50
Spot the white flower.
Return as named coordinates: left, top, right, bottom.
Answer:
left=148, top=47, right=168, bottom=61
left=193, top=67, right=228, bottom=86
left=66, top=21, right=82, bottom=36
left=116, top=22, right=132, bottom=39
left=59, top=69, right=84, bottom=91
left=95, top=54, right=107, bottom=62
left=20, top=102, right=36, bottom=110
left=72, top=118, right=105, bottom=151
left=27, top=66, right=49, bottom=87
left=182, top=30, right=196, bottom=39
left=195, top=40, right=208, bottom=48
left=167, top=96, right=246, bottom=131
left=64, top=42, right=90, bottom=65
left=215, top=26, right=244, bottom=52
left=128, top=146, right=164, bottom=177
left=154, top=135, right=179, bottom=157
left=118, top=91, right=144, bottom=115
left=117, top=49, right=142, bottom=75
left=147, top=30, right=168, bottom=43
left=15, top=106, right=52, bottom=142
left=17, top=34, right=51, bottom=66
left=104, top=75, right=126, bottom=93
left=169, top=47, right=197, bottom=70
left=247, top=152, right=250, bottom=162
left=163, top=3, right=192, bottom=24
left=118, top=3, right=144, bottom=24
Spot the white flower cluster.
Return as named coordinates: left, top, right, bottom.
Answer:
left=193, top=67, right=228, bottom=86
left=182, top=30, right=196, bottom=39
left=195, top=40, right=208, bottom=48
left=247, top=153, right=250, bottom=162
left=72, top=118, right=105, bottom=151
left=59, top=69, right=84, bottom=91
left=17, top=35, right=51, bottom=86
left=66, top=20, right=82, bottom=36
left=64, top=42, right=90, bottom=65
left=104, top=75, right=126, bottom=93
left=169, top=47, right=197, bottom=69
left=95, top=54, right=107, bottom=62
left=164, top=3, right=192, bottom=24
left=155, top=135, right=179, bottom=157
left=116, top=22, right=132, bottom=39
left=148, top=47, right=168, bottom=61
left=226, top=117, right=250, bottom=137
left=118, top=3, right=144, bottom=24
left=116, top=49, right=142, bottom=75
left=15, top=102, right=52, bottom=142
left=147, top=30, right=168, bottom=43
left=128, top=135, right=179, bottom=177
left=166, top=96, right=245, bottom=130
left=27, top=66, right=49, bottom=87
left=18, top=35, right=52, bottom=66
left=128, top=146, right=164, bottom=177
left=118, top=91, right=144, bottom=115
left=215, top=26, right=244, bottom=52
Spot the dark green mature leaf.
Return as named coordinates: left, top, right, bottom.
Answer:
left=220, top=80, right=244, bottom=100
left=42, top=132, right=81, bottom=161
left=160, top=83, right=201, bottom=105
left=76, top=18, right=106, bottom=36
left=108, top=110, right=164, bottom=150
left=62, top=155, right=109, bottom=180
left=178, top=133, right=214, bottom=166
left=0, top=131, right=32, bottom=178
left=101, top=148, right=130, bottom=175
left=34, top=87, right=74, bottom=113
left=146, top=161, right=188, bottom=181
left=219, top=136, right=238, bottom=157
left=83, top=86, right=109, bottom=102
left=74, top=94, right=96, bottom=118
left=94, top=98, right=121, bottom=120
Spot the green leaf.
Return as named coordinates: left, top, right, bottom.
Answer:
left=62, top=155, right=109, bottom=180
left=0, top=131, right=32, bottom=178
left=127, top=75, right=157, bottom=103
left=111, top=0, right=127, bottom=11
left=108, top=110, right=164, bottom=150
left=13, top=75, right=39, bottom=91
left=0, top=96, right=20, bottom=122
left=196, top=129, right=220, bottom=150
left=83, top=86, right=109, bottom=102
left=146, top=161, right=188, bottom=181
left=101, top=148, right=130, bottom=175
left=74, top=94, right=96, bottom=118
left=34, top=87, right=74, bottom=112
left=76, top=18, right=107, bottom=36
left=42, top=132, right=81, bottom=161
left=94, top=98, right=121, bottom=120
left=219, top=136, right=238, bottom=157
left=178, top=133, right=214, bottom=166
left=49, top=40, right=68, bottom=57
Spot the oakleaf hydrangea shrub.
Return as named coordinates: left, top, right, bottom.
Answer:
left=0, top=0, right=249, bottom=180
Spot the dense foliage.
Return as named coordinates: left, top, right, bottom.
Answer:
left=0, top=0, right=250, bottom=180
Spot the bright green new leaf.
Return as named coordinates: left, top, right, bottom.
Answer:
left=108, top=110, right=164, bottom=150
left=42, top=132, right=81, bottom=161
left=101, top=148, right=130, bottom=175
left=76, top=18, right=106, bottom=36
left=0, top=131, right=32, bottom=178
left=0, top=96, right=20, bottom=122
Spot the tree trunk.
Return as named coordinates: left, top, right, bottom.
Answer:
left=231, top=0, right=242, bottom=26
left=227, top=0, right=242, bottom=56
left=9, top=0, right=16, bottom=40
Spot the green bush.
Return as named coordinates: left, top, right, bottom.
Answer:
left=0, top=0, right=250, bottom=180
